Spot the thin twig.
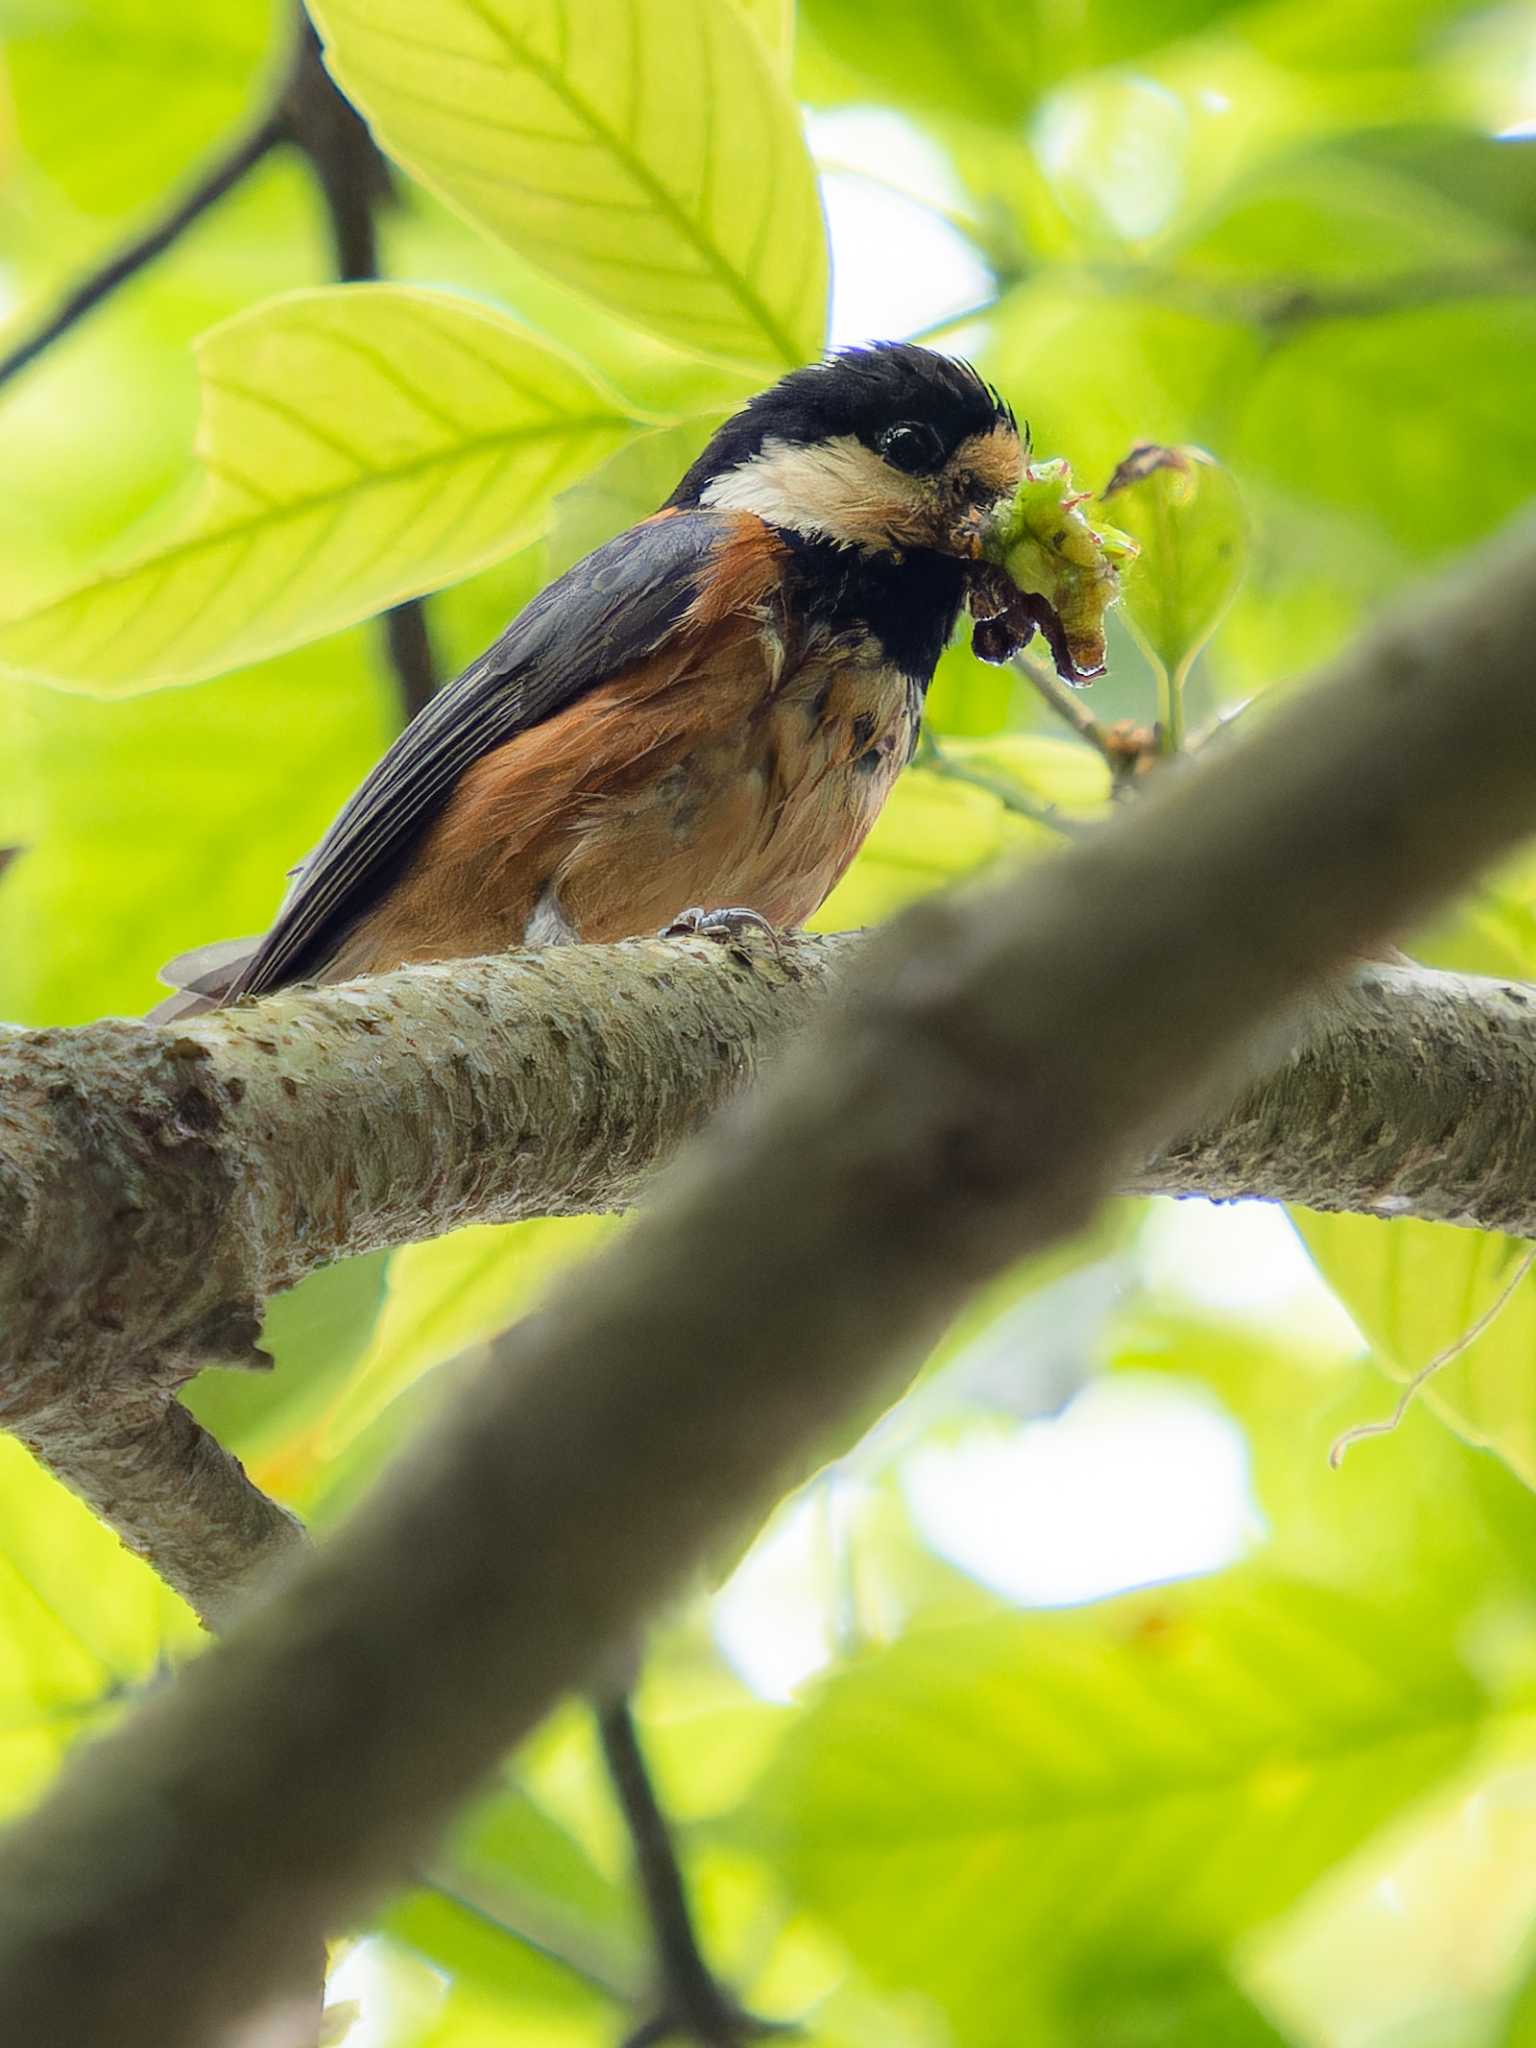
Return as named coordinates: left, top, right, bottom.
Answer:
left=1330, top=1245, right=1536, bottom=1466
left=1085, top=260, right=1536, bottom=334
left=1011, top=650, right=1117, bottom=761
left=913, top=729, right=1083, bottom=836
left=0, top=6, right=439, bottom=720
left=596, top=1695, right=791, bottom=2048
left=0, top=111, right=286, bottom=392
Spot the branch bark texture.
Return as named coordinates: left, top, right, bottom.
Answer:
left=1, top=519, right=1536, bottom=2045
left=4, top=930, right=1536, bottom=1620
left=3, top=945, right=1534, bottom=1389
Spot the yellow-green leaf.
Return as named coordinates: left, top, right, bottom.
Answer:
left=308, top=0, right=828, bottom=370
left=1104, top=443, right=1249, bottom=690
left=814, top=764, right=1054, bottom=930
left=314, top=1217, right=613, bottom=1459
left=0, top=286, right=639, bottom=694
left=545, top=417, right=724, bottom=577
left=732, top=0, right=794, bottom=65
left=748, top=1574, right=1482, bottom=2038
left=1296, top=1212, right=1536, bottom=1489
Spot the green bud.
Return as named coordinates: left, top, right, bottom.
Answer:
left=983, top=458, right=1137, bottom=680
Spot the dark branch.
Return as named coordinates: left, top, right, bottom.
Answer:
left=280, top=10, right=439, bottom=720
left=598, top=1696, right=790, bottom=2048
left=279, top=12, right=392, bottom=284
left=381, top=600, right=440, bottom=724
left=0, top=111, right=285, bottom=392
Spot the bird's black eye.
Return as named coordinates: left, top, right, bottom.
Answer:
left=877, top=420, right=945, bottom=475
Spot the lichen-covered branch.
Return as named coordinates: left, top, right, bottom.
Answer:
left=0, top=935, right=850, bottom=1380
left=1, top=518, right=1536, bottom=2047
left=1134, top=962, right=1536, bottom=1229
left=5, top=937, right=1536, bottom=1625
left=5, top=944, right=1536, bottom=1404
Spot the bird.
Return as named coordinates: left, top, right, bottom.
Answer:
left=156, top=342, right=1025, bottom=1018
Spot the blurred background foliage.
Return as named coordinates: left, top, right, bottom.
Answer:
left=1, top=0, right=1536, bottom=2041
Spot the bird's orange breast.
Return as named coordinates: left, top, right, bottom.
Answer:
left=324, top=529, right=918, bottom=975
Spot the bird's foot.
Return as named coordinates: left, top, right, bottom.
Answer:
left=661, top=906, right=783, bottom=953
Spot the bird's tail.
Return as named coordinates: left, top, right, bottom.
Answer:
left=149, top=936, right=260, bottom=1022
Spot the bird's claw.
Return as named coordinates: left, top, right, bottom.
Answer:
left=661, top=907, right=783, bottom=953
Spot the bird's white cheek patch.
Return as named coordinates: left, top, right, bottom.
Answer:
left=702, top=434, right=929, bottom=549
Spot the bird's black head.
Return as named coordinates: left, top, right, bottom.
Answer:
left=668, top=342, right=1026, bottom=558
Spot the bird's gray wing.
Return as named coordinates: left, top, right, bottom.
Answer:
left=219, top=510, right=736, bottom=1001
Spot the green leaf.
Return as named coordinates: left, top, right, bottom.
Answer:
left=385, top=1770, right=637, bottom=2011
left=1170, top=126, right=1536, bottom=289
left=1235, top=299, right=1536, bottom=561
left=309, top=0, right=829, bottom=370
left=183, top=1251, right=390, bottom=1469
left=3, top=0, right=280, bottom=217
left=0, top=1438, right=199, bottom=1820
left=1104, top=445, right=1249, bottom=703
left=384, top=1888, right=615, bottom=2016
left=545, top=418, right=722, bottom=579
left=733, top=0, right=793, bottom=65
left=988, top=284, right=1257, bottom=500
left=747, top=1575, right=1484, bottom=2036
left=314, top=1217, right=613, bottom=1460
left=1326, top=130, right=1536, bottom=251
left=1062, top=1958, right=1297, bottom=2046
left=798, top=0, right=1252, bottom=130
left=0, top=286, right=638, bottom=693
left=812, top=765, right=1046, bottom=930
left=1295, top=1213, right=1536, bottom=1489
left=0, top=626, right=397, bottom=1025
left=1502, top=1947, right=1536, bottom=2046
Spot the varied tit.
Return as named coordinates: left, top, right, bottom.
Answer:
left=157, top=343, right=1025, bottom=1017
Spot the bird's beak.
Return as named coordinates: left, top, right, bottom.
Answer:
left=949, top=507, right=988, bottom=559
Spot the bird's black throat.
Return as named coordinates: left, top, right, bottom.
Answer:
left=779, top=531, right=970, bottom=686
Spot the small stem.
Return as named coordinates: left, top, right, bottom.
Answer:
left=1157, top=658, right=1184, bottom=756
left=281, top=11, right=392, bottom=284
left=281, top=7, right=440, bottom=721
left=596, top=1694, right=720, bottom=2024
left=381, top=602, right=439, bottom=724
left=914, top=730, right=1083, bottom=837
left=1011, top=651, right=1117, bottom=762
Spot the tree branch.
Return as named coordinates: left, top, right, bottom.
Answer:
left=1, top=519, right=1535, bottom=2044
left=5, top=945, right=1536, bottom=1620
left=6, top=948, right=1536, bottom=1392
left=0, top=109, right=286, bottom=392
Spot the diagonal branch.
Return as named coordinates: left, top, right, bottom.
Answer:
left=0, top=519, right=1534, bottom=2047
